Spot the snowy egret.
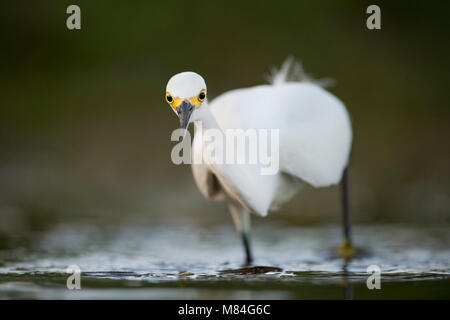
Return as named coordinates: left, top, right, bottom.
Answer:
left=165, top=58, right=353, bottom=264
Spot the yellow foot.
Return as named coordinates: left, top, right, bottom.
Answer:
left=335, top=239, right=356, bottom=261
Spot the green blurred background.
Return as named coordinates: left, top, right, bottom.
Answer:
left=0, top=0, right=449, bottom=238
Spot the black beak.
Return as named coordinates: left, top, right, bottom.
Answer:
left=177, top=100, right=194, bottom=131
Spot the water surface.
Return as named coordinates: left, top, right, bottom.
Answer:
left=0, top=223, right=449, bottom=299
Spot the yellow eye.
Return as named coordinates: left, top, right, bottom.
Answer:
left=198, top=90, right=206, bottom=102
left=166, top=93, right=173, bottom=104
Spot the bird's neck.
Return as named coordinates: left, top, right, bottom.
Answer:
left=194, top=101, right=222, bottom=132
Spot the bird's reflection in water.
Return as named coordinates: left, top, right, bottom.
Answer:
left=342, top=263, right=353, bottom=300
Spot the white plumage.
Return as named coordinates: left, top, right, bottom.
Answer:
left=166, top=58, right=352, bottom=218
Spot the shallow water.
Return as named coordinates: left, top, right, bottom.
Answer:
left=0, top=223, right=449, bottom=299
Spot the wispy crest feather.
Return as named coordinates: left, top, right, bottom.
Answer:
left=266, top=56, right=335, bottom=88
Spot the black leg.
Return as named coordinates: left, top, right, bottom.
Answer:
left=241, top=232, right=253, bottom=265
left=335, top=166, right=355, bottom=260
left=229, top=202, right=254, bottom=265
left=341, top=166, right=352, bottom=245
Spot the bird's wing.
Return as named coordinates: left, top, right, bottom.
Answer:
left=209, top=82, right=352, bottom=188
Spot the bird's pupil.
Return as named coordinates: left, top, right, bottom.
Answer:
left=200, top=92, right=205, bottom=99
left=167, top=95, right=172, bottom=102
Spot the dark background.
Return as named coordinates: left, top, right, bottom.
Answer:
left=0, top=0, right=449, bottom=239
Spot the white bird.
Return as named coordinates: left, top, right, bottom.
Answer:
left=165, top=58, right=353, bottom=264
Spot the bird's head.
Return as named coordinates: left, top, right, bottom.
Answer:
left=165, top=72, right=207, bottom=132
